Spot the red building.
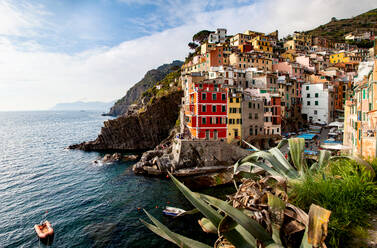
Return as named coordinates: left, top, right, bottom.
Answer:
left=184, top=78, right=228, bottom=140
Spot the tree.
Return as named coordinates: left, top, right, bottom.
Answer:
left=188, top=42, right=199, bottom=50
left=192, top=30, right=213, bottom=44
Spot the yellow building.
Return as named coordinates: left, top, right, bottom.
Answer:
left=330, top=52, right=362, bottom=64
left=281, top=51, right=295, bottom=62
left=227, top=92, right=242, bottom=143
left=251, top=35, right=273, bottom=53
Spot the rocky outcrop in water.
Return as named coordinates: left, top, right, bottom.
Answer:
left=133, top=140, right=250, bottom=183
left=103, top=60, right=183, bottom=117
left=69, top=90, right=183, bottom=151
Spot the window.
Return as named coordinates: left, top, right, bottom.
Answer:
left=222, top=94, right=226, bottom=100
left=230, top=98, right=233, bottom=103
left=314, top=110, right=317, bottom=115
left=315, top=93, right=319, bottom=98
left=202, top=117, right=206, bottom=124
left=202, top=93, right=206, bottom=100
left=255, top=113, right=258, bottom=119
left=236, top=98, right=239, bottom=103
left=202, top=105, right=206, bottom=112
left=315, top=101, right=318, bottom=106
left=248, top=102, right=252, bottom=108
left=239, top=108, right=242, bottom=113
left=236, top=119, right=240, bottom=124
left=249, top=128, right=253, bottom=135
left=212, top=93, right=217, bottom=100
left=307, top=101, right=310, bottom=106
left=249, top=113, right=252, bottom=119
left=306, top=86, right=309, bottom=90
left=222, top=105, right=226, bottom=112
left=212, top=105, right=216, bottom=112
left=307, top=93, right=310, bottom=98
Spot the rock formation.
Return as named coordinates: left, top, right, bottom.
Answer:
left=69, top=90, right=183, bottom=151
left=103, top=60, right=183, bottom=117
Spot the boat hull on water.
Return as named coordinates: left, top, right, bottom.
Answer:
left=34, top=221, right=54, bottom=245
left=162, top=206, right=186, bottom=217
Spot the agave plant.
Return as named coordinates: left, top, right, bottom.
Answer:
left=141, top=173, right=331, bottom=248
left=233, top=138, right=332, bottom=184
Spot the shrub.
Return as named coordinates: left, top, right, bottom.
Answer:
left=289, top=159, right=377, bottom=247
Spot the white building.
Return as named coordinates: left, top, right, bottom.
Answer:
left=302, top=83, right=334, bottom=125
left=208, top=28, right=227, bottom=44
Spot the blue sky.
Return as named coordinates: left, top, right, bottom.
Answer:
left=0, top=0, right=375, bottom=111
left=6, top=0, right=255, bottom=53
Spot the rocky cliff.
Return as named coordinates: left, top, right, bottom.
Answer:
left=69, top=90, right=183, bottom=151
left=104, top=60, right=183, bottom=116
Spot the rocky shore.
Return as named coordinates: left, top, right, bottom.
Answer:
left=132, top=139, right=250, bottom=188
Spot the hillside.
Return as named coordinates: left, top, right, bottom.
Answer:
left=305, top=8, right=377, bottom=43
left=104, top=60, right=183, bottom=116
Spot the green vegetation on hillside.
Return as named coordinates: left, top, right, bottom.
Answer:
left=141, top=69, right=182, bottom=107
left=305, top=8, right=377, bottom=43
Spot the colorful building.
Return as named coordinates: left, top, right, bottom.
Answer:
left=343, top=59, right=377, bottom=158
left=183, top=75, right=228, bottom=140
left=227, top=89, right=242, bottom=143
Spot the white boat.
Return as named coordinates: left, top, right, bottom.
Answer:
left=162, top=206, right=186, bottom=217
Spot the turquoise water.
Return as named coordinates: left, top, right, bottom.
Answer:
left=0, top=111, right=221, bottom=247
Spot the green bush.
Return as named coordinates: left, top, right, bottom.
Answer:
left=289, top=159, right=377, bottom=247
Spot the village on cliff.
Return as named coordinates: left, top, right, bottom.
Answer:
left=178, top=28, right=377, bottom=157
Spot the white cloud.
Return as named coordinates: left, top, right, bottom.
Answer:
left=0, top=0, right=376, bottom=110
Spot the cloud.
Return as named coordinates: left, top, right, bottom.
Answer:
left=0, top=0, right=376, bottom=111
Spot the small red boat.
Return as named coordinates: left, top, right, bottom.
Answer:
left=34, top=221, right=54, bottom=241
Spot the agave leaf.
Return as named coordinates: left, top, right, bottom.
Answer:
left=276, top=139, right=288, bottom=149
left=142, top=211, right=212, bottom=248
left=299, top=226, right=312, bottom=248
left=218, top=215, right=238, bottom=234
left=236, top=161, right=283, bottom=179
left=288, top=138, right=307, bottom=175
left=198, top=217, right=217, bottom=233
left=199, top=193, right=275, bottom=246
left=177, top=208, right=199, bottom=217
left=268, top=147, right=299, bottom=178
left=247, top=151, right=293, bottom=178
left=169, top=173, right=259, bottom=248
left=140, top=219, right=175, bottom=244
left=267, top=193, right=286, bottom=245
left=317, top=150, right=331, bottom=167
left=307, top=204, right=331, bottom=247
left=242, top=139, right=261, bottom=151
left=169, top=172, right=222, bottom=226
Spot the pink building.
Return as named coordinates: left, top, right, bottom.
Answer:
left=273, top=62, right=305, bottom=81
left=295, top=55, right=315, bottom=72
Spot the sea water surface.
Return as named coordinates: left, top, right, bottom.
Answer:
left=0, top=111, right=224, bottom=247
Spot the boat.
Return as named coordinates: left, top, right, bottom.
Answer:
left=34, top=220, right=54, bottom=243
left=162, top=206, right=186, bottom=217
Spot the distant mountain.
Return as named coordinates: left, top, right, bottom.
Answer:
left=104, top=60, right=183, bottom=116
left=50, top=101, right=115, bottom=111
left=305, top=8, right=377, bottom=42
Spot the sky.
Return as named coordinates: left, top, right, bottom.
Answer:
left=0, top=0, right=375, bottom=111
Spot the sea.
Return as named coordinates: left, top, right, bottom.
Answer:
left=0, top=111, right=230, bottom=247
